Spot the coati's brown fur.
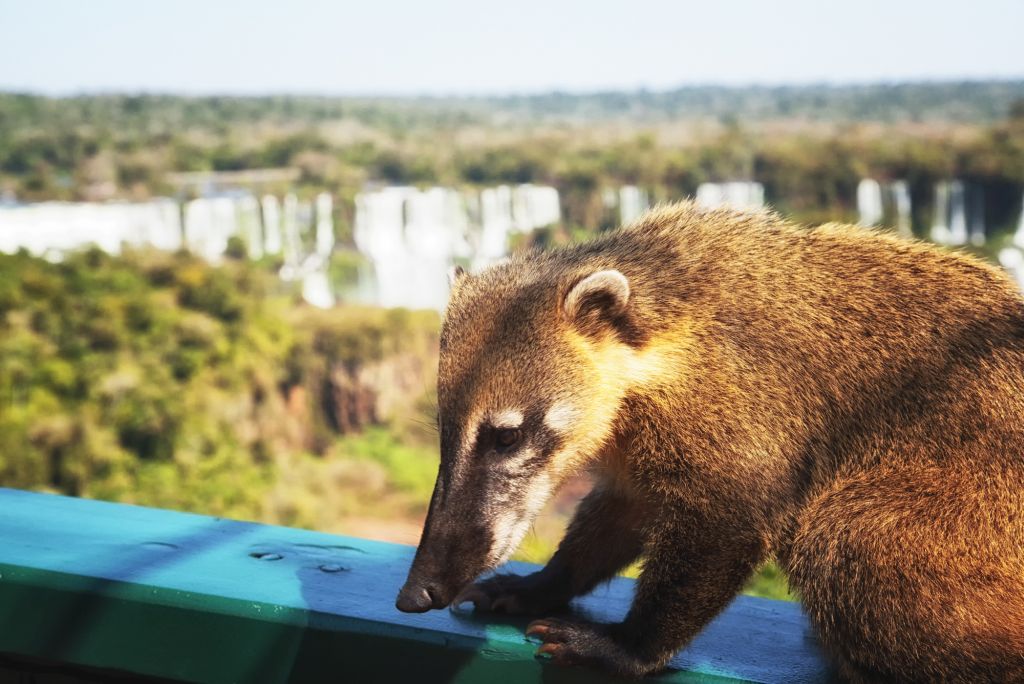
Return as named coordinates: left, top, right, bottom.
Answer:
left=396, top=201, right=1024, bottom=681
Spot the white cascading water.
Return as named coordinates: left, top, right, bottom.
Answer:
left=353, top=184, right=560, bottom=310
left=183, top=197, right=237, bottom=262
left=1014, top=192, right=1024, bottom=249
left=695, top=182, right=765, bottom=211
left=315, top=193, right=334, bottom=258
left=296, top=193, right=336, bottom=308
left=353, top=187, right=421, bottom=309
left=237, top=196, right=263, bottom=260
left=1001, top=193, right=1024, bottom=290
left=857, top=179, right=884, bottom=227
left=277, top=192, right=336, bottom=309
left=890, top=180, right=912, bottom=237
left=858, top=179, right=912, bottom=236
left=931, top=182, right=952, bottom=244
left=932, top=181, right=969, bottom=246
left=0, top=193, right=335, bottom=307
left=948, top=181, right=968, bottom=245
left=478, top=185, right=516, bottom=269
left=618, top=186, right=650, bottom=225
left=968, top=186, right=986, bottom=246
left=281, top=194, right=300, bottom=267
left=0, top=201, right=183, bottom=258
left=261, top=195, right=283, bottom=255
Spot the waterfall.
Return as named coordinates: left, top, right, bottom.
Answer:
left=515, top=184, right=561, bottom=229
left=237, top=196, right=263, bottom=259
left=0, top=201, right=185, bottom=258
left=859, top=179, right=912, bottom=236
left=475, top=184, right=558, bottom=268
left=695, top=182, right=764, bottom=211
left=931, top=182, right=953, bottom=244
left=932, top=181, right=983, bottom=247
left=281, top=194, right=300, bottom=266
left=353, top=186, right=419, bottom=308
left=968, top=185, right=986, bottom=246
left=890, top=181, right=912, bottom=237
left=999, top=247, right=1024, bottom=289
left=273, top=193, right=336, bottom=308
left=997, top=192, right=1024, bottom=290
left=0, top=194, right=338, bottom=308
left=618, top=186, right=650, bottom=225
left=352, top=184, right=560, bottom=310
left=857, top=179, right=884, bottom=227
left=183, top=197, right=239, bottom=262
left=478, top=185, right=514, bottom=268
left=1015, top=193, right=1024, bottom=248
left=315, top=193, right=334, bottom=258
left=948, top=181, right=968, bottom=245
left=261, top=195, right=283, bottom=255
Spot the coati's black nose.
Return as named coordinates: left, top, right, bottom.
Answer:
left=395, top=581, right=439, bottom=613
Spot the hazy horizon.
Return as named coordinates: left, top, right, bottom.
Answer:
left=2, top=0, right=1022, bottom=97
left=5, top=76, right=1024, bottom=100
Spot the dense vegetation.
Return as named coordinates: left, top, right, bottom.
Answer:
left=0, top=247, right=792, bottom=599
left=0, top=247, right=441, bottom=530
left=2, top=85, right=1023, bottom=240
left=9, top=83, right=1022, bottom=602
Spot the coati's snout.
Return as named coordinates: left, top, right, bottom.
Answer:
left=395, top=470, right=494, bottom=612
left=397, top=264, right=641, bottom=614
left=395, top=497, right=491, bottom=611
left=396, top=409, right=560, bottom=613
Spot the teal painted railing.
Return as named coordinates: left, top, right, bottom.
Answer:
left=0, top=489, right=834, bottom=683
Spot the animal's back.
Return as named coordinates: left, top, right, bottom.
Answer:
left=610, top=204, right=1024, bottom=471
left=577, top=204, right=1024, bottom=681
left=402, top=201, right=1024, bottom=682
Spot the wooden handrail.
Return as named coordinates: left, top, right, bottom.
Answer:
left=0, top=488, right=834, bottom=683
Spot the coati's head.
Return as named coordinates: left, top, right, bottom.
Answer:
left=396, top=258, right=654, bottom=612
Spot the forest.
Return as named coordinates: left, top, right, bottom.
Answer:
left=2, top=83, right=1023, bottom=240
left=3, top=81, right=1024, bottom=602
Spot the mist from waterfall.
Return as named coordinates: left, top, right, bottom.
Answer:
left=0, top=193, right=337, bottom=307
left=1000, top=193, right=1024, bottom=289
left=0, top=200, right=182, bottom=258
left=353, top=184, right=560, bottom=310
left=891, top=181, right=912, bottom=237
left=857, top=179, right=884, bottom=227
left=695, top=182, right=765, bottom=211
left=3, top=181, right=1020, bottom=303
left=857, top=179, right=912, bottom=236
left=931, top=181, right=970, bottom=246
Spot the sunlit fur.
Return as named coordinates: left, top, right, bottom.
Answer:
left=401, top=201, right=1024, bottom=681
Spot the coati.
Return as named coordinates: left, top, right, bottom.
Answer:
left=395, top=201, right=1024, bottom=682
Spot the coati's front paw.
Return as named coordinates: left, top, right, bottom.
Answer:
left=526, top=618, right=660, bottom=678
left=452, top=572, right=570, bottom=615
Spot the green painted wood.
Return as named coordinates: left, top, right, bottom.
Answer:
left=0, top=489, right=836, bottom=683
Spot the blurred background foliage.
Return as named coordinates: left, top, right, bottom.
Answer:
left=0, top=245, right=792, bottom=599
left=0, top=247, right=441, bottom=532
left=1, top=88, right=1023, bottom=244
left=7, top=84, right=1024, bottom=603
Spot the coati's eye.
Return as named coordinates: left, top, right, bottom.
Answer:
left=495, top=428, right=521, bottom=450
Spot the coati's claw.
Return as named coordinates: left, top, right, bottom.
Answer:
left=527, top=618, right=658, bottom=676
left=525, top=619, right=558, bottom=638
left=527, top=619, right=599, bottom=666
left=451, top=584, right=491, bottom=612
left=455, top=573, right=569, bottom=615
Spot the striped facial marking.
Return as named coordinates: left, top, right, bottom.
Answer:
left=543, top=400, right=580, bottom=434
left=490, top=408, right=524, bottom=429
left=486, top=470, right=554, bottom=566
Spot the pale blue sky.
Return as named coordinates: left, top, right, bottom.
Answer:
left=1, top=0, right=1022, bottom=95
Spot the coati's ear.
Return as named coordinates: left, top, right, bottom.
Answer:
left=448, top=265, right=466, bottom=288
left=563, top=270, right=630, bottom=327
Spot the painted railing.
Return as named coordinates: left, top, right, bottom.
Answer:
left=0, top=488, right=834, bottom=683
